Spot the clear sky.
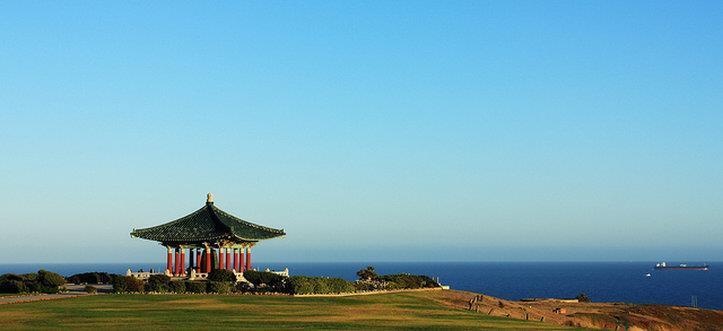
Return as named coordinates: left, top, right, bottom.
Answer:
left=1, top=1, right=722, bottom=263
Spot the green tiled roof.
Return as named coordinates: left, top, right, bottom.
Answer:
left=130, top=202, right=285, bottom=245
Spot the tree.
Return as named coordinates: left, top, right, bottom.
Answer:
left=356, top=266, right=378, bottom=281
left=37, top=270, right=65, bottom=288
left=576, top=293, right=591, bottom=303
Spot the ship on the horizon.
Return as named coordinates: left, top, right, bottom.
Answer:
left=654, top=262, right=709, bottom=271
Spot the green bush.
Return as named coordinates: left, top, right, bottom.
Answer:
left=144, top=282, right=168, bottom=293
left=207, top=269, right=236, bottom=282
left=576, top=293, right=591, bottom=303
left=113, top=276, right=144, bottom=293
left=288, top=276, right=355, bottom=295
left=353, top=281, right=380, bottom=291
left=38, top=270, right=65, bottom=288
left=234, top=281, right=253, bottom=293
left=21, top=273, right=38, bottom=282
left=84, top=285, right=97, bottom=294
left=168, top=280, right=187, bottom=293
left=67, top=272, right=115, bottom=285
left=145, top=274, right=171, bottom=292
left=378, top=274, right=439, bottom=290
left=186, top=281, right=207, bottom=294
left=111, top=275, right=127, bottom=293
left=207, top=281, right=232, bottom=294
left=126, top=277, right=145, bottom=293
left=24, top=280, right=42, bottom=293
left=242, top=270, right=287, bottom=292
left=0, top=271, right=65, bottom=294
left=288, top=276, right=315, bottom=294
left=313, top=279, right=330, bottom=294
left=0, top=280, right=27, bottom=293
left=327, top=278, right=355, bottom=293
left=0, top=273, right=24, bottom=283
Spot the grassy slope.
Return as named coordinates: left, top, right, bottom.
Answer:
left=0, top=291, right=580, bottom=330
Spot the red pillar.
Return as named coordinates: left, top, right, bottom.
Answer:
left=239, top=247, right=245, bottom=272
left=166, top=247, right=173, bottom=273
left=233, top=248, right=239, bottom=272
left=218, top=247, right=225, bottom=270
left=205, top=248, right=211, bottom=273
left=245, top=246, right=251, bottom=271
left=225, top=248, right=231, bottom=270
left=179, top=247, right=186, bottom=276
left=174, top=248, right=180, bottom=276
left=195, top=249, right=201, bottom=273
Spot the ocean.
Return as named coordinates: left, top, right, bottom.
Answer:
left=2, top=262, right=721, bottom=310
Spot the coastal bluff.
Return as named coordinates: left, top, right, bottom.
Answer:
left=436, top=289, right=723, bottom=330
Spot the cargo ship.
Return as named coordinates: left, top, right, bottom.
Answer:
left=654, top=262, right=709, bottom=271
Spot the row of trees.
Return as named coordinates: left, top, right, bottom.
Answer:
left=1, top=266, right=440, bottom=296
left=0, top=270, right=66, bottom=294
left=355, top=266, right=439, bottom=291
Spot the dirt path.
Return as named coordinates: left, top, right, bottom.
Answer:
left=0, top=293, right=89, bottom=305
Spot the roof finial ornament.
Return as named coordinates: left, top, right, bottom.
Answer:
left=207, top=192, right=214, bottom=204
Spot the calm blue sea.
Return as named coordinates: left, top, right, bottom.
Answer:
left=1, top=262, right=721, bottom=310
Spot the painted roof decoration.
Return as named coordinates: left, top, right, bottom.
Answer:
left=130, top=193, right=285, bottom=245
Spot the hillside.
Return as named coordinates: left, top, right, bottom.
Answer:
left=432, top=290, right=723, bottom=331
left=2, top=289, right=720, bottom=330
left=0, top=290, right=574, bottom=330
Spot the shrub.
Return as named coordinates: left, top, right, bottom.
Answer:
left=38, top=270, right=65, bottom=288
left=112, top=275, right=127, bottom=293
left=145, top=274, right=171, bottom=293
left=125, top=277, right=145, bottom=293
left=21, top=273, right=38, bottom=282
left=327, top=278, right=355, bottom=293
left=207, top=281, right=232, bottom=294
left=168, top=280, right=187, bottom=293
left=113, top=276, right=144, bottom=293
left=353, top=281, right=380, bottom=292
left=288, top=276, right=355, bottom=295
left=242, top=270, right=287, bottom=292
left=207, top=269, right=236, bottom=282
left=288, top=276, right=315, bottom=295
left=84, top=285, right=97, bottom=294
left=377, top=274, right=439, bottom=290
left=111, top=276, right=126, bottom=293
left=234, top=281, right=253, bottom=293
left=576, top=293, right=591, bottom=303
left=144, top=282, right=168, bottom=293
left=0, top=271, right=65, bottom=294
left=0, top=280, right=27, bottom=294
left=0, top=273, right=24, bottom=282
left=24, top=280, right=42, bottom=293
left=186, top=281, right=207, bottom=294
left=67, top=272, right=114, bottom=285
left=40, top=285, right=60, bottom=294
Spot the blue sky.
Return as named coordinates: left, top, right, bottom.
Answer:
left=1, top=1, right=722, bottom=263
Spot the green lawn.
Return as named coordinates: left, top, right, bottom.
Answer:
left=0, top=291, right=580, bottom=330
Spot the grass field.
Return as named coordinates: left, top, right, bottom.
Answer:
left=0, top=291, right=581, bottom=330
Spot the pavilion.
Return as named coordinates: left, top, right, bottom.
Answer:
left=130, top=193, right=285, bottom=278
